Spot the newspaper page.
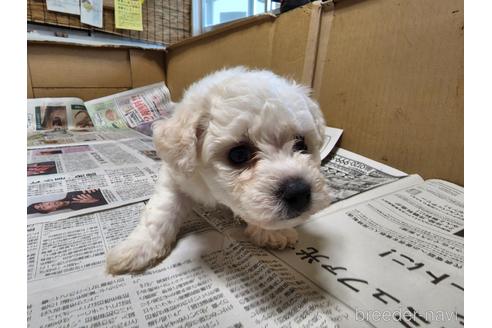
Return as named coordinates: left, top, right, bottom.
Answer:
left=27, top=128, right=149, bottom=148
left=27, top=132, right=418, bottom=328
left=322, top=148, right=407, bottom=205
left=29, top=123, right=461, bottom=327
left=27, top=202, right=370, bottom=328
left=27, top=138, right=161, bottom=223
left=25, top=122, right=343, bottom=224
left=27, top=178, right=463, bottom=328
left=84, top=82, right=174, bottom=135
left=27, top=97, right=94, bottom=132
left=269, top=179, right=464, bottom=328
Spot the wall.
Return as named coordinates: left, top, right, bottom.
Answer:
left=166, top=6, right=318, bottom=101
left=314, top=0, right=464, bottom=185
left=27, top=43, right=166, bottom=101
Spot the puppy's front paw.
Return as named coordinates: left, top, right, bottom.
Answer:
left=106, top=237, right=171, bottom=275
left=245, top=225, right=298, bottom=250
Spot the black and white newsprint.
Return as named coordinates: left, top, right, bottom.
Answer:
left=27, top=135, right=161, bottom=224
left=26, top=128, right=463, bottom=328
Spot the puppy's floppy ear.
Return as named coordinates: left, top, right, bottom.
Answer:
left=152, top=104, right=208, bottom=175
left=305, top=96, right=326, bottom=147
left=295, top=85, right=326, bottom=150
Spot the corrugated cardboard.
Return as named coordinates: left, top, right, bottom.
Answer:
left=26, top=1, right=464, bottom=184
left=28, top=44, right=132, bottom=88
left=166, top=6, right=316, bottom=101
left=27, top=43, right=166, bottom=101
left=314, top=0, right=464, bottom=185
left=129, top=49, right=166, bottom=88
left=32, top=88, right=129, bottom=101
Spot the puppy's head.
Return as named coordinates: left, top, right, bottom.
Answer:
left=154, top=67, right=330, bottom=230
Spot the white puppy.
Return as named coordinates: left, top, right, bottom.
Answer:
left=106, top=67, right=330, bottom=275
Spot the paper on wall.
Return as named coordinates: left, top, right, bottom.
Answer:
left=80, top=0, right=103, bottom=28
left=46, top=0, right=81, bottom=15
left=114, top=0, right=143, bottom=31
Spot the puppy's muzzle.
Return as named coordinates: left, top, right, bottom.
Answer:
left=277, top=177, right=312, bottom=219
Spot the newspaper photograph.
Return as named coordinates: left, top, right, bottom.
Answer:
left=26, top=164, right=158, bottom=223
left=84, top=82, right=174, bottom=135
left=27, top=97, right=94, bottom=131
left=83, top=98, right=128, bottom=129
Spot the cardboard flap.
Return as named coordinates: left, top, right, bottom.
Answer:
left=166, top=4, right=318, bottom=101
left=27, top=43, right=167, bottom=101
left=314, top=0, right=464, bottom=185
left=28, top=43, right=132, bottom=88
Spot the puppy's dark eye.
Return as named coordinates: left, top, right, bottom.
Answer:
left=293, top=136, right=308, bottom=153
left=228, top=145, right=253, bottom=165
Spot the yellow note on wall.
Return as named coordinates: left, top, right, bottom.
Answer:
left=114, top=0, right=143, bottom=31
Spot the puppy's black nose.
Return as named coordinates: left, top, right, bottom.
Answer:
left=278, top=178, right=311, bottom=217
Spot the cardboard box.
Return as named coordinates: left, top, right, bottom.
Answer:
left=27, top=0, right=463, bottom=185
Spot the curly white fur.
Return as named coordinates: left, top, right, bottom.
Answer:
left=106, top=67, right=330, bottom=275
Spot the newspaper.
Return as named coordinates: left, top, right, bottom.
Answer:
left=322, top=148, right=406, bottom=204
left=27, top=137, right=161, bottom=224
left=271, top=179, right=464, bottom=328
left=26, top=106, right=462, bottom=327
left=27, top=97, right=94, bottom=132
left=27, top=136, right=464, bottom=327
left=27, top=128, right=149, bottom=148
left=26, top=121, right=342, bottom=223
left=27, top=82, right=174, bottom=140
left=28, top=201, right=371, bottom=328
left=26, top=176, right=463, bottom=327
left=320, top=127, right=343, bottom=159
left=84, top=82, right=174, bottom=135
